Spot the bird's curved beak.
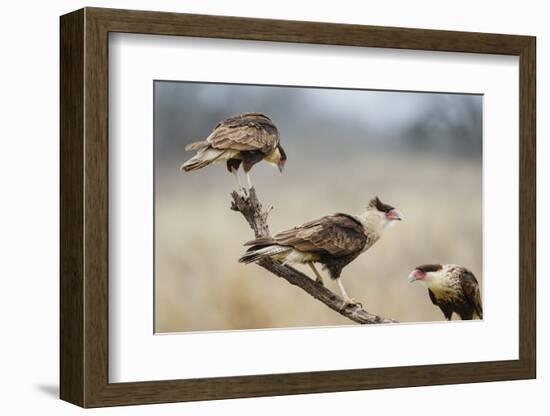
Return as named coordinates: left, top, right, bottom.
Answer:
left=408, top=269, right=424, bottom=283
left=386, top=209, right=403, bottom=221
left=277, top=161, right=285, bottom=173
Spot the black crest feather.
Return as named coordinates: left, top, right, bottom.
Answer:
left=369, top=196, right=395, bottom=213
left=416, top=264, right=443, bottom=272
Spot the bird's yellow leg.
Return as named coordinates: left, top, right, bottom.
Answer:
left=336, top=278, right=362, bottom=309
left=231, top=168, right=246, bottom=194
left=308, top=262, right=325, bottom=286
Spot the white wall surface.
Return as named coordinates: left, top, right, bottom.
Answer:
left=0, top=0, right=546, bottom=414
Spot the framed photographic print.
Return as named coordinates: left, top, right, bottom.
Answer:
left=60, top=7, right=536, bottom=408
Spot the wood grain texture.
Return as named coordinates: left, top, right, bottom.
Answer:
left=59, top=7, right=537, bottom=408
left=88, top=7, right=532, bottom=54
left=518, top=39, right=536, bottom=377
left=230, top=188, right=398, bottom=324
left=59, top=8, right=84, bottom=406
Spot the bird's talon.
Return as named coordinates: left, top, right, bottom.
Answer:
left=340, top=299, right=363, bottom=310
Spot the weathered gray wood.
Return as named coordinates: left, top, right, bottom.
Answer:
left=231, top=188, right=397, bottom=324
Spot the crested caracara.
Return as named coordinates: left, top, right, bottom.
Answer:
left=181, top=112, right=286, bottom=189
left=408, top=264, right=483, bottom=320
left=239, top=197, right=402, bottom=307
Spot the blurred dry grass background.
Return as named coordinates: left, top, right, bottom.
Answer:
left=154, top=82, right=482, bottom=332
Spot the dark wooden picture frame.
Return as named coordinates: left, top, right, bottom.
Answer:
left=60, top=7, right=536, bottom=408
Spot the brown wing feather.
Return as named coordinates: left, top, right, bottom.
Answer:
left=272, top=213, right=367, bottom=256
left=243, top=237, right=275, bottom=247
left=459, top=269, right=483, bottom=319
left=206, top=113, right=279, bottom=154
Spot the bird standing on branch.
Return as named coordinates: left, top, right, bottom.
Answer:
left=180, top=112, right=287, bottom=190
left=408, top=264, right=483, bottom=320
left=239, top=196, right=402, bottom=308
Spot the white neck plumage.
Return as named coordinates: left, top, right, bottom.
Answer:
left=355, top=210, right=391, bottom=239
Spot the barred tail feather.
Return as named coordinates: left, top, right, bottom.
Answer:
left=180, top=148, right=224, bottom=171
left=180, top=157, right=210, bottom=171
left=239, top=245, right=290, bottom=264
left=185, top=140, right=209, bottom=151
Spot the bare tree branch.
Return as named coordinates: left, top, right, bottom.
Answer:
left=231, top=188, right=398, bottom=325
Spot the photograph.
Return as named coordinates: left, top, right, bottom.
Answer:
left=154, top=80, right=483, bottom=333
